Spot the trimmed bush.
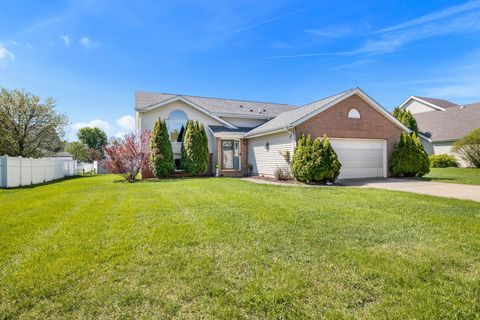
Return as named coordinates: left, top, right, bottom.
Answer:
left=150, top=118, right=175, bottom=178
left=274, top=167, right=292, bottom=181
left=291, top=134, right=341, bottom=184
left=452, top=128, right=480, bottom=168
left=390, top=132, right=430, bottom=177
left=429, top=154, right=458, bottom=168
left=182, top=120, right=209, bottom=175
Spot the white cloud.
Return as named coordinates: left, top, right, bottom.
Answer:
left=357, top=11, right=480, bottom=55
left=79, top=36, right=92, bottom=48
left=116, top=115, right=135, bottom=130
left=67, top=119, right=111, bottom=141
left=379, top=0, right=480, bottom=33
left=0, top=44, right=15, bottom=65
left=72, top=119, right=111, bottom=132
left=114, top=132, right=126, bottom=139
left=304, top=25, right=353, bottom=38
left=59, top=35, right=70, bottom=46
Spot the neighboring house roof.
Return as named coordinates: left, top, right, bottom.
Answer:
left=245, top=88, right=409, bottom=138
left=135, top=91, right=297, bottom=119
left=414, top=103, right=480, bottom=142
left=398, top=95, right=458, bottom=111
left=412, top=96, right=458, bottom=109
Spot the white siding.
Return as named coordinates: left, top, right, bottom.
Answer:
left=138, top=100, right=223, bottom=153
left=404, top=99, right=438, bottom=114
left=221, top=117, right=266, bottom=128
left=248, top=131, right=294, bottom=176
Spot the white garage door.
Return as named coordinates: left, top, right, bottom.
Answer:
left=330, top=139, right=387, bottom=179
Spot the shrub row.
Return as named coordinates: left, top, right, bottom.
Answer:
left=149, top=118, right=209, bottom=178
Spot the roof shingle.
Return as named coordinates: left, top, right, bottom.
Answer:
left=135, top=91, right=297, bottom=118
left=414, top=103, right=480, bottom=141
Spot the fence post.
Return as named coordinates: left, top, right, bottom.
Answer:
left=19, top=156, right=22, bottom=187
left=1, top=156, right=6, bottom=188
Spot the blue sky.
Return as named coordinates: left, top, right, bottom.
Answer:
left=1, top=0, right=480, bottom=140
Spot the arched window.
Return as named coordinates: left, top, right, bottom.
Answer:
left=166, top=110, right=188, bottom=142
left=348, top=108, right=361, bottom=119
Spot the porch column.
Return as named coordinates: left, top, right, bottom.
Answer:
left=216, top=137, right=222, bottom=175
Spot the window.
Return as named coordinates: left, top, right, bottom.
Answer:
left=166, top=110, right=188, bottom=142
left=348, top=108, right=361, bottom=119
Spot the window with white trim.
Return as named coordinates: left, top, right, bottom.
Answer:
left=348, top=108, right=361, bottom=119
left=166, top=110, right=188, bottom=142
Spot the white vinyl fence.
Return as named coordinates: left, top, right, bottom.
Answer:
left=77, top=161, right=97, bottom=174
left=0, top=155, right=77, bottom=188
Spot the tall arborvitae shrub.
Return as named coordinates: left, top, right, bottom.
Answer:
left=291, top=134, right=341, bottom=184
left=291, top=134, right=313, bottom=182
left=392, top=107, right=418, bottom=134
left=182, top=120, right=209, bottom=175
left=150, top=118, right=175, bottom=178
left=390, top=132, right=430, bottom=177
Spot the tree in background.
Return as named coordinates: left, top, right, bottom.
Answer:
left=177, top=124, right=185, bottom=142
left=452, top=128, right=480, bottom=167
left=392, top=107, right=418, bottom=134
left=181, top=120, right=209, bottom=175
left=0, top=88, right=68, bottom=157
left=150, top=118, right=175, bottom=178
left=66, top=141, right=89, bottom=162
left=390, top=132, right=430, bottom=177
left=103, top=130, right=151, bottom=182
left=77, top=127, right=108, bottom=161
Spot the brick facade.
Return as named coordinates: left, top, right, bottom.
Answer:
left=295, top=94, right=403, bottom=176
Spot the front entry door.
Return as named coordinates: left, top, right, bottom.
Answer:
left=222, top=140, right=240, bottom=170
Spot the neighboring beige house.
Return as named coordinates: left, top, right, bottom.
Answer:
left=136, top=88, right=409, bottom=179
left=399, top=96, right=480, bottom=166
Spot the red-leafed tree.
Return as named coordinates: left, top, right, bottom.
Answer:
left=103, top=130, right=151, bottom=182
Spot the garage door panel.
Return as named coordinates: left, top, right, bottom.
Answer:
left=334, top=149, right=382, bottom=161
left=330, top=139, right=386, bottom=179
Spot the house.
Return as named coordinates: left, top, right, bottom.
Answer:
left=135, top=88, right=409, bottom=179
left=399, top=96, right=480, bottom=166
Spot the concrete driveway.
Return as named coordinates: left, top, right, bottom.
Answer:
left=339, top=178, right=480, bottom=202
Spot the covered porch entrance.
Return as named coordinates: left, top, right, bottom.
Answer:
left=214, top=137, right=248, bottom=177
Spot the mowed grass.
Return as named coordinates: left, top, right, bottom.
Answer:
left=418, top=167, right=480, bottom=185
left=0, top=175, right=479, bottom=319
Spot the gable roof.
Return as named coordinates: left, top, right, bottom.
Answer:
left=245, top=88, right=409, bottom=138
left=135, top=91, right=297, bottom=119
left=413, top=96, right=458, bottom=109
left=399, top=95, right=458, bottom=112
left=414, top=103, right=480, bottom=142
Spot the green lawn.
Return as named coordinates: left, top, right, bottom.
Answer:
left=1, top=175, right=479, bottom=319
left=418, top=167, right=480, bottom=185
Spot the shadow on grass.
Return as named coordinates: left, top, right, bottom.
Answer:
left=110, top=175, right=217, bottom=184
left=3, top=175, right=95, bottom=190
left=408, top=177, right=456, bottom=182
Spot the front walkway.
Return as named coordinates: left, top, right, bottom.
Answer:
left=339, top=178, right=480, bottom=202
left=242, top=177, right=480, bottom=202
